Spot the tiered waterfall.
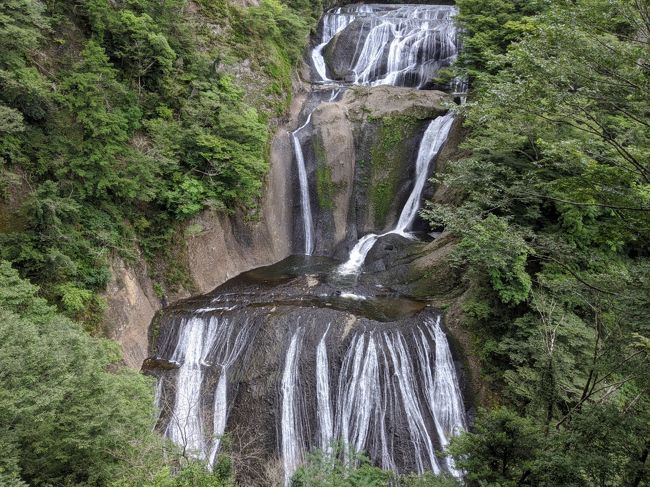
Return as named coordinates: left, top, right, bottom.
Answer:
left=148, top=4, right=467, bottom=486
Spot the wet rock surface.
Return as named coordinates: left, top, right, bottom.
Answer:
left=293, top=85, right=451, bottom=257
left=148, top=256, right=467, bottom=485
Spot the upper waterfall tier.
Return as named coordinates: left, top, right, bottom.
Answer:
left=312, top=4, right=458, bottom=87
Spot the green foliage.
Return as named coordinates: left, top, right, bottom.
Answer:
left=292, top=448, right=392, bottom=487
left=454, top=0, right=548, bottom=77
left=450, top=403, right=650, bottom=486
left=292, top=447, right=462, bottom=487
left=454, top=214, right=532, bottom=304
left=0, top=260, right=242, bottom=486
left=0, top=0, right=317, bottom=326
left=427, top=0, right=650, bottom=485
left=449, top=407, right=541, bottom=486
left=0, top=261, right=154, bottom=485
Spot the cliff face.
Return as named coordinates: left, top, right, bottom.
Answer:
left=103, top=101, right=299, bottom=368
left=294, top=86, right=451, bottom=257
left=105, top=83, right=455, bottom=369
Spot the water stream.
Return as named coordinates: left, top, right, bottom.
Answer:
left=337, top=111, right=455, bottom=275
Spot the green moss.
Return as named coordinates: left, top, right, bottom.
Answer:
left=368, top=115, right=422, bottom=224
left=313, top=134, right=341, bottom=211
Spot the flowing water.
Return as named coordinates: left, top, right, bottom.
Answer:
left=337, top=112, right=455, bottom=275
left=279, top=314, right=466, bottom=481
left=312, top=4, right=458, bottom=87
left=291, top=115, right=315, bottom=255
left=151, top=4, right=467, bottom=484
left=152, top=258, right=466, bottom=484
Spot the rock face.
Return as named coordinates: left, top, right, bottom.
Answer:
left=323, top=19, right=375, bottom=80
left=298, top=85, right=450, bottom=258
left=104, top=97, right=299, bottom=368
left=148, top=257, right=468, bottom=486
left=184, top=126, right=294, bottom=293
left=309, top=101, right=356, bottom=249
left=104, top=257, right=160, bottom=368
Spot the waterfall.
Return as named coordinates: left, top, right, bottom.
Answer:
left=336, top=233, right=381, bottom=275
left=152, top=4, right=468, bottom=483
left=281, top=329, right=306, bottom=486
left=292, top=115, right=315, bottom=255
left=322, top=318, right=461, bottom=475
left=165, top=316, right=210, bottom=458
left=394, top=113, right=456, bottom=234
left=158, top=313, right=255, bottom=463
left=156, top=305, right=466, bottom=480
left=206, top=317, right=254, bottom=469
left=337, top=112, right=455, bottom=275
left=430, top=317, right=466, bottom=476
left=312, top=4, right=458, bottom=87
left=316, top=325, right=334, bottom=454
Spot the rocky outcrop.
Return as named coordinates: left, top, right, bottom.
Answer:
left=149, top=257, right=467, bottom=485
left=303, top=86, right=451, bottom=257
left=323, top=19, right=374, bottom=80
left=185, top=125, right=294, bottom=293
left=310, top=101, right=356, bottom=249
left=105, top=89, right=303, bottom=368
left=104, top=257, right=161, bottom=368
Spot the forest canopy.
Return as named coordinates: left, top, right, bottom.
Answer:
left=421, top=0, right=650, bottom=484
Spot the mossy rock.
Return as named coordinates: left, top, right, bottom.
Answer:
left=366, top=115, right=424, bottom=225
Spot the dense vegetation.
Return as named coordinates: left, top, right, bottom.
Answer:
left=0, top=260, right=241, bottom=486
left=0, top=0, right=317, bottom=328
left=422, top=0, right=650, bottom=484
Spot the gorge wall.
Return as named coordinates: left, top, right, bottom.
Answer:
left=105, top=82, right=458, bottom=368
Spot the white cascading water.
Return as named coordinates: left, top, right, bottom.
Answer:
left=281, top=329, right=305, bottom=486
left=316, top=324, right=334, bottom=455
left=292, top=115, right=315, bottom=255
left=162, top=314, right=253, bottom=465
left=312, top=4, right=458, bottom=87
left=430, top=316, right=466, bottom=475
left=165, top=316, right=210, bottom=458
left=278, top=317, right=464, bottom=477
left=206, top=318, right=254, bottom=469
left=294, top=4, right=459, bottom=257
left=414, top=316, right=466, bottom=476
left=337, top=112, right=455, bottom=275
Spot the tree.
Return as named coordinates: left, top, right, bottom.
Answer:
left=449, top=408, right=541, bottom=486
left=427, top=0, right=650, bottom=484
left=0, top=260, right=165, bottom=485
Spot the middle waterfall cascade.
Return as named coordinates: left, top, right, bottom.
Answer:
left=291, top=115, right=315, bottom=255
left=337, top=111, right=455, bottom=275
left=150, top=3, right=469, bottom=485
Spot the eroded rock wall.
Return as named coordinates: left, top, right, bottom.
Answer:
left=104, top=95, right=300, bottom=368
left=303, top=86, right=451, bottom=257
